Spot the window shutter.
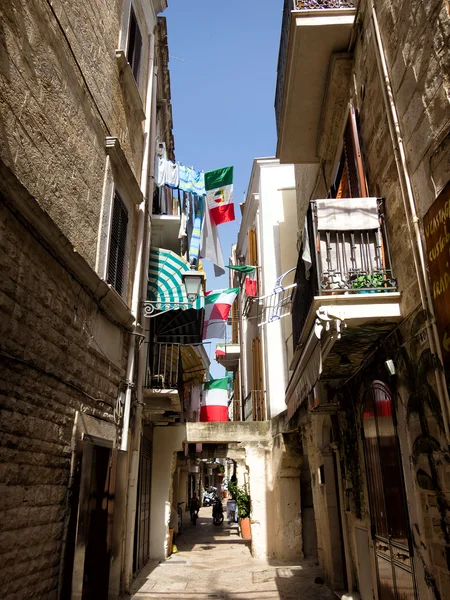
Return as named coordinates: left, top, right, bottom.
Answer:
left=108, top=192, right=128, bottom=295
left=247, top=228, right=258, bottom=266
left=334, top=106, right=368, bottom=199
left=127, top=8, right=142, bottom=85
left=343, top=105, right=368, bottom=198
left=231, top=300, right=239, bottom=344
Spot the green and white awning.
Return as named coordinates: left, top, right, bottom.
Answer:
left=146, top=247, right=204, bottom=314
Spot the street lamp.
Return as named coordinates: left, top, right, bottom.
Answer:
left=182, top=270, right=204, bottom=303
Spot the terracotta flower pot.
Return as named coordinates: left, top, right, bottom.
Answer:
left=239, top=517, right=251, bottom=540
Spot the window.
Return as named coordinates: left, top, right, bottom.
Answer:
left=108, top=192, right=128, bottom=295
left=127, top=7, right=142, bottom=86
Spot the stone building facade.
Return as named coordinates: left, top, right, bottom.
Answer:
left=273, top=1, right=450, bottom=599
left=0, top=0, right=172, bottom=597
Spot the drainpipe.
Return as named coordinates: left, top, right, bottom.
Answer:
left=368, top=3, right=450, bottom=443
left=122, top=33, right=156, bottom=590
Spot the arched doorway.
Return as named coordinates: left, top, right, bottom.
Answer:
left=362, top=380, right=417, bottom=599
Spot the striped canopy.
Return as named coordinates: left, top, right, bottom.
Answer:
left=147, top=247, right=204, bottom=311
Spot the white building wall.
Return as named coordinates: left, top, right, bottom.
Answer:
left=257, top=161, right=296, bottom=418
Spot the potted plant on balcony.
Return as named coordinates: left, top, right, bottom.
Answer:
left=229, top=481, right=252, bottom=540
left=351, top=272, right=384, bottom=293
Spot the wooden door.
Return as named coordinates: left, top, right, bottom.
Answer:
left=71, top=440, right=117, bottom=600
left=362, top=381, right=417, bottom=600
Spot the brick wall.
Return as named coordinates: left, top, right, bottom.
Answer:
left=0, top=0, right=145, bottom=270
left=0, top=198, right=128, bottom=599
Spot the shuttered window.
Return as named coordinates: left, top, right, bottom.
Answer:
left=333, top=105, right=368, bottom=199
left=127, top=7, right=142, bottom=86
left=108, top=192, right=128, bottom=295
left=247, top=228, right=258, bottom=266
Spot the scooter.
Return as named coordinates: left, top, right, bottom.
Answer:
left=202, top=490, right=216, bottom=507
left=212, top=497, right=224, bottom=525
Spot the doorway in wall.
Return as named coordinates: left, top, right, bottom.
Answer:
left=134, top=430, right=153, bottom=574
left=64, top=437, right=119, bottom=600
left=362, top=380, right=417, bottom=599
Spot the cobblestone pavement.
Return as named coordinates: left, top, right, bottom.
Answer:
left=126, top=507, right=334, bottom=600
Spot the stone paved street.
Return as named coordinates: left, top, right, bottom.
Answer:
left=126, top=507, right=334, bottom=600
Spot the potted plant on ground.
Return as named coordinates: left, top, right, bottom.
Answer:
left=229, top=481, right=251, bottom=540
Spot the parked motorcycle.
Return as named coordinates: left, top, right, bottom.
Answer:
left=202, top=489, right=216, bottom=507
left=212, top=497, right=224, bottom=525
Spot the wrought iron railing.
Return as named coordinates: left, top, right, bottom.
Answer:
left=291, top=199, right=397, bottom=350
left=144, top=342, right=180, bottom=389
left=243, top=390, right=266, bottom=422
left=275, top=0, right=356, bottom=132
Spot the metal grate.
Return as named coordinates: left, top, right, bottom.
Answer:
left=108, top=192, right=128, bottom=295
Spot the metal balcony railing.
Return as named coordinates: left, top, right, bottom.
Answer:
left=275, top=0, right=356, bottom=132
left=144, top=342, right=180, bottom=389
left=292, top=199, right=397, bottom=349
left=243, top=390, right=266, bottom=422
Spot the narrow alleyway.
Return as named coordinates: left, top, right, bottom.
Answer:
left=127, top=507, right=334, bottom=600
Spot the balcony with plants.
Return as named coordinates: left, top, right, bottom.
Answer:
left=289, top=197, right=402, bottom=385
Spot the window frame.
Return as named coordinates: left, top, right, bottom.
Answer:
left=107, top=190, right=129, bottom=296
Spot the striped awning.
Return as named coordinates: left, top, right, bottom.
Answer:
left=147, top=247, right=204, bottom=311
left=180, top=345, right=208, bottom=387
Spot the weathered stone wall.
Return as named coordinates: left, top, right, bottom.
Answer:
left=0, top=197, right=127, bottom=598
left=0, top=0, right=145, bottom=270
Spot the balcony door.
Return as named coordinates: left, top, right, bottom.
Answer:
left=362, top=381, right=417, bottom=600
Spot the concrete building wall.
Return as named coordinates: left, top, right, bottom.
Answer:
left=0, top=194, right=127, bottom=597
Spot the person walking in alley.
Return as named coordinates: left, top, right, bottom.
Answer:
left=190, top=492, right=199, bottom=525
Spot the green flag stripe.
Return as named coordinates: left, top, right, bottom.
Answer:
left=205, top=166, right=233, bottom=190
left=204, top=377, right=228, bottom=391
left=205, top=288, right=239, bottom=305
left=225, top=265, right=256, bottom=274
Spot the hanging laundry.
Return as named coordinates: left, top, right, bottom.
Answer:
left=178, top=193, right=187, bottom=239
left=156, top=157, right=179, bottom=188
left=191, top=170, right=206, bottom=196
left=178, top=164, right=194, bottom=194
left=200, top=202, right=225, bottom=276
left=189, top=197, right=204, bottom=265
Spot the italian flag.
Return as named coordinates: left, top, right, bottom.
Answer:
left=205, top=166, right=235, bottom=226
left=200, top=377, right=229, bottom=422
left=215, top=344, right=226, bottom=359
left=202, top=288, right=239, bottom=340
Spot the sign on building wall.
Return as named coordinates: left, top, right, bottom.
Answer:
left=423, top=181, right=450, bottom=376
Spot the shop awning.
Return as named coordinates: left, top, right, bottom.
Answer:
left=147, top=247, right=204, bottom=311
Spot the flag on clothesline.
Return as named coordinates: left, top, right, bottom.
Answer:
left=202, top=288, right=239, bottom=340
left=225, top=265, right=256, bottom=274
left=205, top=167, right=235, bottom=226
left=200, top=377, right=229, bottom=422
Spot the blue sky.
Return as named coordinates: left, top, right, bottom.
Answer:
left=164, top=0, right=282, bottom=375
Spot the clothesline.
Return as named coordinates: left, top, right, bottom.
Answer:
left=156, top=156, right=206, bottom=196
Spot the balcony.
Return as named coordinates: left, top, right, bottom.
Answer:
left=143, top=342, right=208, bottom=421
left=286, top=198, right=402, bottom=417
left=275, top=0, right=356, bottom=163
left=151, top=192, right=181, bottom=255
left=215, top=343, right=240, bottom=371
